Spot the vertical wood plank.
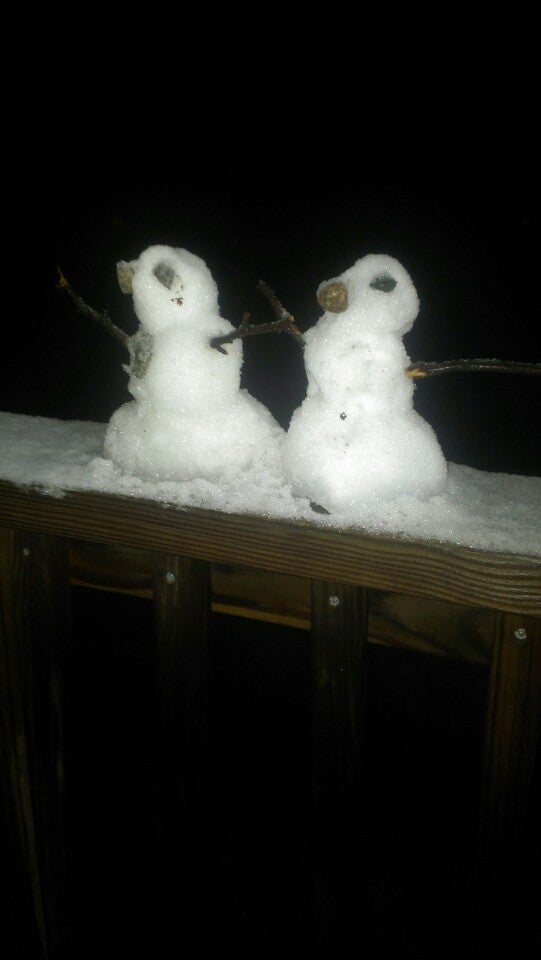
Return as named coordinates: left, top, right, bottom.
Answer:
left=0, top=528, right=73, bottom=959
left=152, top=553, right=211, bottom=942
left=477, top=612, right=541, bottom=886
left=310, top=579, right=368, bottom=952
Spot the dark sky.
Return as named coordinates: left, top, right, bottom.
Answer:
left=2, top=0, right=538, bottom=476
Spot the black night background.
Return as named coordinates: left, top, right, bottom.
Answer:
left=1, top=2, right=539, bottom=958
left=2, top=0, right=538, bottom=477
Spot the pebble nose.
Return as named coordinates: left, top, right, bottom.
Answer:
left=317, top=281, right=348, bottom=313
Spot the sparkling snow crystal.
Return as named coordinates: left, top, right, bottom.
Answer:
left=2, top=246, right=538, bottom=558
left=284, top=254, right=448, bottom=512
left=103, top=245, right=285, bottom=484
left=1, top=411, right=540, bottom=557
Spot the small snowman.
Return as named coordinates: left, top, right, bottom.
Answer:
left=284, top=254, right=447, bottom=512
left=104, top=245, right=285, bottom=483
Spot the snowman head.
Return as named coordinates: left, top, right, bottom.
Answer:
left=316, top=254, right=420, bottom=335
left=117, top=244, right=220, bottom=335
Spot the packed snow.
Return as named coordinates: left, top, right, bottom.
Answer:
left=0, top=244, right=539, bottom=558
left=284, top=254, right=447, bottom=510
left=104, top=245, right=285, bottom=483
left=1, top=411, right=540, bottom=558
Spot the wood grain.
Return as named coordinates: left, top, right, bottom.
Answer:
left=477, top=611, right=541, bottom=883
left=368, top=590, right=495, bottom=664
left=68, top=543, right=497, bottom=663
left=0, top=529, right=73, bottom=959
left=311, top=581, right=368, bottom=949
left=152, top=553, right=212, bottom=914
left=2, top=478, right=541, bottom=921
left=1, top=481, right=540, bottom=615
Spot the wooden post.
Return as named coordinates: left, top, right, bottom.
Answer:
left=310, top=580, right=368, bottom=952
left=477, top=612, right=541, bottom=890
left=152, top=553, right=211, bottom=943
left=0, top=528, right=73, bottom=959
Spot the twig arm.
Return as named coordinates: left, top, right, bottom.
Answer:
left=210, top=282, right=305, bottom=353
left=57, top=268, right=130, bottom=350
left=406, top=358, right=541, bottom=377
left=257, top=281, right=305, bottom=347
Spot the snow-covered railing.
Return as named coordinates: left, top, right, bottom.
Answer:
left=3, top=242, right=541, bottom=952
left=1, top=474, right=540, bottom=958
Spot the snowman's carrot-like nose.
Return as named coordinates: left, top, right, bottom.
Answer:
left=317, top=281, right=348, bottom=313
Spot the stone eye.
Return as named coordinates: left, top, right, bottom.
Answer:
left=153, top=262, right=177, bottom=289
left=370, top=274, right=397, bottom=292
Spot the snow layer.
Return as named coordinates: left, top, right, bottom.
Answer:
left=1, top=412, right=540, bottom=558
left=284, top=254, right=448, bottom=509
left=103, top=245, right=285, bottom=483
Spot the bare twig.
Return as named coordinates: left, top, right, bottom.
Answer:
left=406, top=358, right=541, bottom=378
left=257, top=281, right=305, bottom=346
left=210, top=312, right=251, bottom=355
left=57, top=268, right=130, bottom=350
left=210, top=281, right=305, bottom=352
left=58, top=268, right=539, bottom=382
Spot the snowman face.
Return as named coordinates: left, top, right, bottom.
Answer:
left=316, top=253, right=420, bottom=335
left=127, top=244, right=221, bottom=335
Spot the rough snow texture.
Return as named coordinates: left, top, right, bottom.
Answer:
left=104, top=245, right=285, bottom=483
left=284, top=254, right=448, bottom=511
left=2, top=249, right=538, bottom=557
left=107, top=247, right=447, bottom=508
left=1, top=412, right=540, bottom=558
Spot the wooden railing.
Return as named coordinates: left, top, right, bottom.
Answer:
left=1, top=478, right=541, bottom=957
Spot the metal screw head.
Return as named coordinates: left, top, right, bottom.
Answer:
left=514, top=627, right=528, bottom=644
left=165, top=571, right=176, bottom=584
left=22, top=547, right=30, bottom=557
left=329, top=595, right=340, bottom=607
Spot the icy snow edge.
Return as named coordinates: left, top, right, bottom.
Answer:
left=0, top=411, right=540, bottom=558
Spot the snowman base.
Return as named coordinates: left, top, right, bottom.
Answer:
left=104, top=393, right=285, bottom=485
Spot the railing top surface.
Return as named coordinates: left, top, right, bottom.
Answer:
left=1, top=479, right=540, bottom=615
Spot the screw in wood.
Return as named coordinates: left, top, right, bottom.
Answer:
left=165, top=571, right=176, bottom=584
left=22, top=547, right=30, bottom=557
left=514, top=627, right=528, bottom=644
left=329, top=595, right=340, bottom=607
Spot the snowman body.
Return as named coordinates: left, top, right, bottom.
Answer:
left=284, top=254, right=447, bottom=511
left=104, top=245, right=284, bottom=483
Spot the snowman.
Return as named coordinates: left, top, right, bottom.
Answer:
left=283, top=254, right=448, bottom=512
left=103, top=244, right=285, bottom=483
